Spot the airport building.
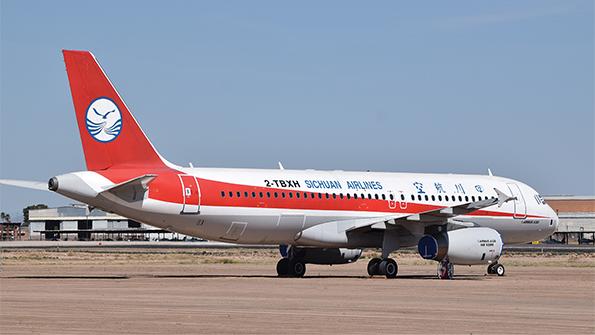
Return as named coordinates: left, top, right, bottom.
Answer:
left=27, top=205, right=190, bottom=241
left=545, top=196, right=595, bottom=244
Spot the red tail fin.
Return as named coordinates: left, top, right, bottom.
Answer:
left=63, top=50, right=166, bottom=171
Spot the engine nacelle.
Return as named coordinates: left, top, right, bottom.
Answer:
left=418, top=227, right=503, bottom=265
left=292, top=247, right=362, bottom=265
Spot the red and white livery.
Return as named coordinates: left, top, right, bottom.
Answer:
left=2, top=50, right=559, bottom=279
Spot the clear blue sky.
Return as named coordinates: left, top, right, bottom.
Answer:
left=1, top=1, right=593, bottom=219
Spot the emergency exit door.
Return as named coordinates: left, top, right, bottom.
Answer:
left=179, top=175, right=200, bottom=214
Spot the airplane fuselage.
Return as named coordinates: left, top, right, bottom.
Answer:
left=53, top=167, right=558, bottom=248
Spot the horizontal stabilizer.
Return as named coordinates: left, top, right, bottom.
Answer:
left=0, top=179, right=49, bottom=191
left=99, top=174, right=157, bottom=202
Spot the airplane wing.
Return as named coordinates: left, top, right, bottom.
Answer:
left=0, top=179, right=49, bottom=191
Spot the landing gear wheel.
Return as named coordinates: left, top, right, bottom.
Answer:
left=367, top=258, right=381, bottom=276
left=276, top=258, right=290, bottom=277
left=494, top=264, right=505, bottom=276
left=487, top=263, right=505, bottom=276
left=290, top=260, right=306, bottom=278
left=378, top=258, right=398, bottom=279
left=438, top=259, right=454, bottom=280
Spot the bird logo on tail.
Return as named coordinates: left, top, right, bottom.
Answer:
left=85, top=97, right=123, bottom=142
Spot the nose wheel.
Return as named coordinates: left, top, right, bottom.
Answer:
left=487, top=263, right=505, bottom=276
left=367, top=257, right=398, bottom=278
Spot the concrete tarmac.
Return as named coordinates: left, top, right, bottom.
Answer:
left=1, top=250, right=594, bottom=334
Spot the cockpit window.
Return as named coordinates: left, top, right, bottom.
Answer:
left=534, top=194, right=546, bottom=205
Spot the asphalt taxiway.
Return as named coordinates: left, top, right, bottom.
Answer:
left=1, top=248, right=593, bottom=334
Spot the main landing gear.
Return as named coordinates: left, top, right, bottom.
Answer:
left=276, top=257, right=306, bottom=278
left=487, top=262, right=505, bottom=276
left=367, top=257, right=398, bottom=278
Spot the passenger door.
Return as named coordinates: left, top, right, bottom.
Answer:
left=506, top=183, right=527, bottom=219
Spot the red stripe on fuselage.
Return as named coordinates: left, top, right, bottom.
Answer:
left=94, top=169, right=545, bottom=218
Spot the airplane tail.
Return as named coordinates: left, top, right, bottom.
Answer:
left=63, top=50, right=167, bottom=171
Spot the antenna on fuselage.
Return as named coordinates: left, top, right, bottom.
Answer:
left=487, top=168, right=493, bottom=176
left=278, top=161, right=285, bottom=170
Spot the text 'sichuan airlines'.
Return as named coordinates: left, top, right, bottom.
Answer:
left=1, top=50, right=559, bottom=279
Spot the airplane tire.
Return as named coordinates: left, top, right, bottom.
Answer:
left=290, top=260, right=306, bottom=278
left=495, top=264, right=505, bottom=276
left=383, top=258, right=398, bottom=279
left=276, top=258, right=290, bottom=277
left=367, top=258, right=381, bottom=276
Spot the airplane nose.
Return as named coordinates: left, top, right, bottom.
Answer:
left=547, top=205, right=559, bottom=232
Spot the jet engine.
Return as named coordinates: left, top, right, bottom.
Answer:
left=417, top=227, right=503, bottom=265
left=291, top=247, right=362, bottom=265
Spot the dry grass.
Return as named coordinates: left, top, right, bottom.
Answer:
left=1, top=248, right=594, bottom=267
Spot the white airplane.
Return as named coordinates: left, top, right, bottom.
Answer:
left=1, top=50, right=559, bottom=279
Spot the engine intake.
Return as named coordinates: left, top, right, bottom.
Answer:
left=418, top=227, right=503, bottom=265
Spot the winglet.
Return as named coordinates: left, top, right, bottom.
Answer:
left=494, top=188, right=516, bottom=207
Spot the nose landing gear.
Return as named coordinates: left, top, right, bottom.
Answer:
left=487, top=262, right=505, bottom=276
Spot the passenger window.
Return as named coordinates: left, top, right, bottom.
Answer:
left=296, top=192, right=300, bottom=198
left=431, top=195, right=435, bottom=201
left=445, top=195, right=449, bottom=201
left=389, top=194, right=394, bottom=200
left=418, top=195, right=422, bottom=201
left=353, top=194, right=358, bottom=199
left=438, top=195, right=442, bottom=201
left=347, top=194, right=351, bottom=199
left=332, top=193, right=337, bottom=199
left=252, top=192, right=256, bottom=198
left=237, top=192, right=241, bottom=197
left=325, top=193, right=330, bottom=199
left=282, top=192, right=286, bottom=198
left=259, top=192, right=263, bottom=198
left=400, top=194, right=405, bottom=201
left=458, top=195, right=463, bottom=201
left=381, top=194, right=385, bottom=200
left=424, top=195, right=429, bottom=201
left=221, top=191, right=225, bottom=198
left=340, top=193, right=344, bottom=199
left=411, top=194, right=415, bottom=201
left=368, top=194, right=372, bottom=200
left=229, top=191, right=233, bottom=197
left=287, top=192, right=291, bottom=198
left=267, top=192, right=271, bottom=198
left=465, top=196, right=469, bottom=202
